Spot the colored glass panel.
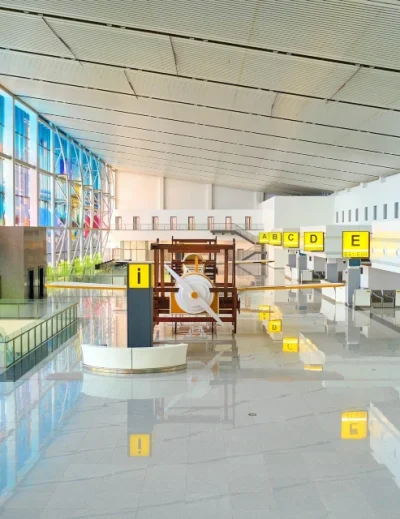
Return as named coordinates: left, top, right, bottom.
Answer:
left=39, top=173, right=52, bottom=226
left=15, top=165, right=30, bottom=226
left=14, top=105, right=30, bottom=163
left=38, top=122, right=51, bottom=172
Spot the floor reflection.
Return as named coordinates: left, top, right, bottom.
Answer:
left=2, top=281, right=400, bottom=516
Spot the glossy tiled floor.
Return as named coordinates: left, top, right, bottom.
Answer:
left=2, top=274, right=400, bottom=518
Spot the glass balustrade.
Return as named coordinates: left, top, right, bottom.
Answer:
left=0, top=301, right=78, bottom=368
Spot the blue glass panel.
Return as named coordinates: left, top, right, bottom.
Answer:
left=82, top=151, right=91, bottom=185
left=54, top=133, right=69, bottom=176
left=55, top=180, right=67, bottom=227
left=39, top=173, right=51, bottom=226
left=92, top=157, right=101, bottom=190
left=15, top=165, right=30, bottom=226
left=14, top=105, right=30, bottom=162
left=69, top=142, right=80, bottom=181
left=38, top=122, right=51, bottom=172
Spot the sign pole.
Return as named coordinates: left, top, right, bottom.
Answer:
left=127, top=262, right=153, bottom=348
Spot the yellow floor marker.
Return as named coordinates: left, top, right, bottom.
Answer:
left=341, top=411, right=368, bottom=440
left=282, top=337, right=299, bottom=352
left=129, top=434, right=151, bottom=456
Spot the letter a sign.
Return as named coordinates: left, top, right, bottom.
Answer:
left=258, top=232, right=269, bottom=244
left=303, top=232, right=324, bottom=252
left=342, top=231, right=370, bottom=258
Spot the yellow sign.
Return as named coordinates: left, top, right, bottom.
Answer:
left=341, top=411, right=368, bottom=440
left=268, top=319, right=282, bottom=333
left=303, top=232, right=324, bottom=252
left=303, top=364, right=323, bottom=371
left=128, top=263, right=151, bottom=288
left=269, top=232, right=282, bottom=246
left=259, top=312, right=270, bottom=320
left=129, top=434, right=151, bottom=456
left=283, top=232, right=299, bottom=248
left=258, top=232, right=270, bottom=244
left=342, top=231, right=370, bottom=258
left=282, top=337, right=299, bottom=352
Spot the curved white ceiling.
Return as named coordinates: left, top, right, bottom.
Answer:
left=0, top=0, right=400, bottom=194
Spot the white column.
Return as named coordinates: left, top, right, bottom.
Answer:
left=159, top=176, right=165, bottom=209
left=206, top=183, right=213, bottom=210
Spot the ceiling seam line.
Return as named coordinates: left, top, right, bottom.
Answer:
left=40, top=15, right=83, bottom=65
left=123, top=70, right=138, bottom=99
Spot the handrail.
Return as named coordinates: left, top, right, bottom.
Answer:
left=0, top=302, right=78, bottom=369
left=112, top=222, right=264, bottom=231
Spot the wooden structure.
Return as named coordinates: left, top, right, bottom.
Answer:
left=170, top=237, right=217, bottom=281
left=151, top=238, right=239, bottom=332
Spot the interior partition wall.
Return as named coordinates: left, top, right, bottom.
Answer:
left=0, top=86, right=115, bottom=266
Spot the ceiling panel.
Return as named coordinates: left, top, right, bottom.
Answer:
left=0, top=10, right=73, bottom=58
left=3, top=0, right=400, bottom=69
left=49, top=18, right=176, bottom=73
left=172, top=39, right=356, bottom=98
left=1, top=1, right=399, bottom=193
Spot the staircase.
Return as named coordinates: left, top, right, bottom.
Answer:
left=212, top=224, right=258, bottom=244
left=242, top=244, right=262, bottom=261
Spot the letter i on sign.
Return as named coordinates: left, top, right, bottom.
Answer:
left=137, top=267, right=141, bottom=285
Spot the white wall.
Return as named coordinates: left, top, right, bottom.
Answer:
left=164, top=178, right=211, bottom=210
left=212, top=185, right=261, bottom=209
left=115, top=172, right=261, bottom=212
left=361, top=267, right=400, bottom=290
left=116, top=172, right=161, bottom=211
left=260, top=196, right=334, bottom=230
left=333, top=175, right=400, bottom=225
left=334, top=173, right=400, bottom=275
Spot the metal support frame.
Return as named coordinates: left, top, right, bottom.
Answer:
left=0, top=84, right=115, bottom=267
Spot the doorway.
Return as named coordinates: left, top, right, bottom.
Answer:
left=170, top=216, right=177, bottom=230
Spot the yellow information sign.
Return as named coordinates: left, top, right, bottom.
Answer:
left=268, top=319, right=282, bottom=333
left=303, top=232, right=324, bottom=252
left=258, top=232, right=270, bottom=244
left=341, top=411, right=368, bottom=440
left=129, top=434, right=151, bottom=456
left=282, top=337, right=299, bottom=352
left=342, top=231, right=370, bottom=258
left=303, top=364, right=323, bottom=371
left=129, top=263, right=152, bottom=288
left=283, top=232, right=299, bottom=248
left=259, top=312, right=270, bottom=320
left=269, top=232, right=282, bottom=246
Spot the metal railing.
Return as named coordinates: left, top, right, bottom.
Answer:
left=112, top=222, right=264, bottom=232
left=0, top=302, right=78, bottom=368
left=211, top=223, right=259, bottom=244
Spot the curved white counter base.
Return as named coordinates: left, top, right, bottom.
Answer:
left=82, top=343, right=188, bottom=374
